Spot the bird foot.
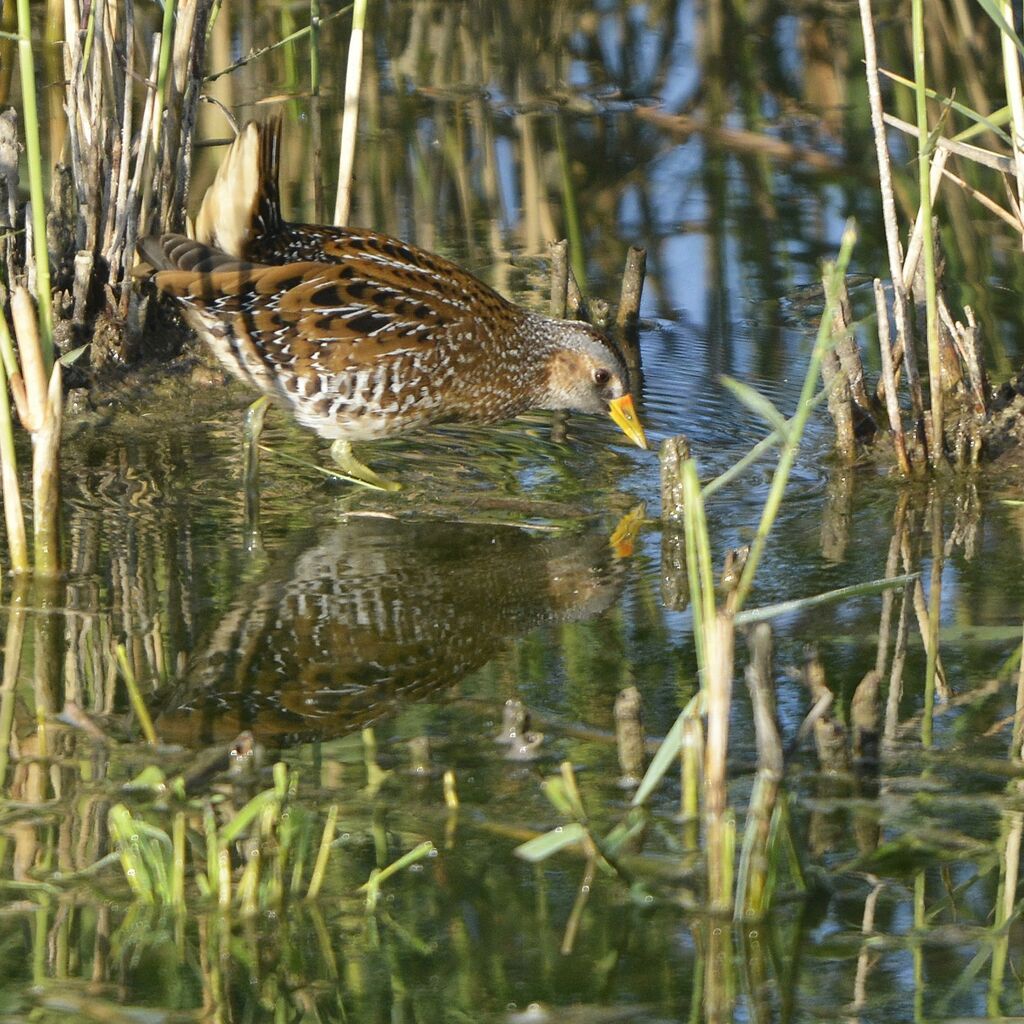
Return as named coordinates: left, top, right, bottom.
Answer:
left=328, top=440, right=402, bottom=492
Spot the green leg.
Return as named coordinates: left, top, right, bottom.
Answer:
left=243, top=396, right=270, bottom=546
left=243, top=396, right=270, bottom=493
left=329, top=439, right=401, bottom=492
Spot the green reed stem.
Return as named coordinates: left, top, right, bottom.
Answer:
left=116, top=643, right=158, bottom=746
left=702, top=388, right=829, bottom=499
left=15, top=0, right=53, bottom=367
left=151, top=0, right=176, bottom=150
left=109, top=805, right=155, bottom=902
left=731, top=223, right=857, bottom=612
left=172, top=811, right=186, bottom=908
left=306, top=804, right=338, bottom=900
left=911, top=0, right=942, bottom=464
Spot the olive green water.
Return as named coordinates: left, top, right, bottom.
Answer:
left=4, top=1, right=1024, bottom=1021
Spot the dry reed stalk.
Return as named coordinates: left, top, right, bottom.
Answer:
left=999, top=0, right=1024, bottom=245
left=882, top=113, right=1015, bottom=173
left=943, top=300, right=987, bottom=416
left=704, top=610, right=735, bottom=912
left=11, top=288, right=47, bottom=433
left=615, top=246, right=646, bottom=371
left=858, top=0, right=924, bottom=430
left=334, top=0, right=368, bottom=225
left=873, top=279, right=913, bottom=475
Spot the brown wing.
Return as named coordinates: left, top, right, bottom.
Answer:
left=149, top=235, right=491, bottom=374
left=243, top=224, right=513, bottom=325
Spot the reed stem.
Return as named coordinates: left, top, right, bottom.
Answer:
left=334, top=0, right=367, bottom=225
left=911, top=0, right=943, bottom=462
left=732, top=223, right=856, bottom=612
left=14, top=0, right=52, bottom=366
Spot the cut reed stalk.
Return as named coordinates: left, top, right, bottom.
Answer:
left=616, top=246, right=646, bottom=371
left=549, top=239, right=569, bottom=319
left=334, top=0, right=367, bottom=225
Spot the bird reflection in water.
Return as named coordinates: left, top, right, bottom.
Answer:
left=156, top=515, right=633, bottom=746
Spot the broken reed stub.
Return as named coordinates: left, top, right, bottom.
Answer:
left=659, top=435, right=688, bottom=521
left=549, top=239, right=569, bottom=319
left=616, top=245, right=646, bottom=372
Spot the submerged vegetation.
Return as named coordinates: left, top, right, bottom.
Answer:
left=1, top=1, right=1024, bottom=1022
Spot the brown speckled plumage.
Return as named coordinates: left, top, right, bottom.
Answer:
left=139, top=121, right=648, bottom=450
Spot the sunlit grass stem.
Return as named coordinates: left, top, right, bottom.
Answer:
left=731, top=223, right=857, bottom=612
left=306, top=804, right=338, bottom=899
left=911, top=0, right=942, bottom=462
left=116, top=644, right=159, bottom=746
left=14, top=0, right=52, bottom=367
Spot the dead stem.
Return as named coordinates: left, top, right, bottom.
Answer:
left=615, top=245, right=646, bottom=371
left=858, top=0, right=925, bottom=432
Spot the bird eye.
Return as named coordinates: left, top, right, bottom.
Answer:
left=593, top=368, right=611, bottom=386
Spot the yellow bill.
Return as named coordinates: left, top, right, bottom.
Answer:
left=608, top=394, right=649, bottom=450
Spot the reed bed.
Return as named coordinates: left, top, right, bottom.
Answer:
left=828, top=0, right=1024, bottom=473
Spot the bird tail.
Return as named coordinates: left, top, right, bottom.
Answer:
left=191, top=118, right=284, bottom=258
